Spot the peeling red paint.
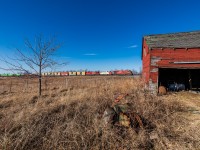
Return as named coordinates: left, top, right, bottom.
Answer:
left=142, top=41, right=200, bottom=90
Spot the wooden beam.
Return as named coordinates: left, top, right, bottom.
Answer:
left=188, top=70, right=192, bottom=90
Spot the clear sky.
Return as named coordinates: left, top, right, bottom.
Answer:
left=0, top=0, right=200, bottom=73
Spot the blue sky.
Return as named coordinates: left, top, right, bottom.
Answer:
left=0, top=0, right=200, bottom=73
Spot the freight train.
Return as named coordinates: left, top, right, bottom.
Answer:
left=0, top=70, right=133, bottom=77
left=0, top=73, right=21, bottom=77
left=42, top=70, right=133, bottom=76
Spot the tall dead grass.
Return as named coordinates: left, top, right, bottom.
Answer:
left=0, top=76, right=199, bottom=149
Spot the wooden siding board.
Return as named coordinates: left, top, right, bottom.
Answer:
left=151, top=49, right=200, bottom=69
left=142, top=40, right=151, bottom=83
left=149, top=48, right=200, bottom=86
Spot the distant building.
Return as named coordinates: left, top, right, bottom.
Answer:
left=142, top=31, right=200, bottom=92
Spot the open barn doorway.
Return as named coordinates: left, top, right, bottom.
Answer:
left=158, top=68, right=200, bottom=91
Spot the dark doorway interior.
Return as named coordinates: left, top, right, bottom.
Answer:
left=159, top=68, right=200, bottom=90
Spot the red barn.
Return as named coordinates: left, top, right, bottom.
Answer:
left=142, top=31, right=200, bottom=92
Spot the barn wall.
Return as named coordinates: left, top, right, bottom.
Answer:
left=149, top=48, right=200, bottom=90
left=142, top=39, right=151, bottom=84
left=151, top=48, right=200, bottom=67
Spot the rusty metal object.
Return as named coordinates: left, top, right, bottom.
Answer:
left=158, top=86, right=167, bottom=95
left=102, top=93, right=144, bottom=129
left=118, top=113, right=131, bottom=127
left=130, top=113, right=144, bottom=128
left=114, top=93, right=128, bottom=103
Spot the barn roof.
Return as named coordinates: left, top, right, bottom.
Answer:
left=144, top=31, right=200, bottom=49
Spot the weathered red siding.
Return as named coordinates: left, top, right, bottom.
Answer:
left=142, top=41, right=200, bottom=91
left=150, top=48, right=200, bottom=83
left=142, top=39, right=151, bottom=83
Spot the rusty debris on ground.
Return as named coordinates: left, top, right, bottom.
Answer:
left=102, top=93, right=144, bottom=131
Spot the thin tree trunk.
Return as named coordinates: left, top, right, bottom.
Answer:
left=39, top=76, right=42, bottom=96
left=39, top=64, right=42, bottom=96
left=39, top=52, right=42, bottom=96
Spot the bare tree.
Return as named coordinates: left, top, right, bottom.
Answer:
left=0, top=35, right=63, bottom=96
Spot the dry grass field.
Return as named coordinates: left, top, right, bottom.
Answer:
left=0, top=76, right=199, bottom=150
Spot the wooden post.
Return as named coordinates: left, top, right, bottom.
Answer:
left=1, top=82, right=4, bottom=93
left=9, top=80, right=12, bottom=93
left=65, top=78, right=68, bottom=88
left=189, top=70, right=192, bottom=90
left=24, top=79, right=28, bottom=92
left=45, top=79, right=47, bottom=90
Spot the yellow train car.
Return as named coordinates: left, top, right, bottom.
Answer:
left=76, top=71, right=86, bottom=76
left=69, top=71, right=77, bottom=76
left=54, top=72, right=61, bottom=76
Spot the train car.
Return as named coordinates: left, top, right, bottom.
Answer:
left=21, top=73, right=38, bottom=78
left=60, top=72, right=69, bottom=76
left=77, top=71, right=86, bottom=76
left=85, top=71, right=100, bottom=76
left=0, top=74, right=7, bottom=77
left=69, top=71, right=77, bottom=76
left=15, top=74, right=21, bottom=77
left=3, top=73, right=13, bottom=77
left=85, top=71, right=93, bottom=75
left=99, top=71, right=112, bottom=75
left=47, top=72, right=52, bottom=76
left=54, top=72, right=61, bottom=76
left=0, top=73, right=9, bottom=77
left=113, top=70, right=133, bottom=76
left=42, top=72, right=47, bottom=76
left=82, top=71, right=86, bottom=75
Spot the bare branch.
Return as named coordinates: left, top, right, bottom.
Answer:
left=0, top=57, right=30, bottom=74
left=0, top=34, right=66, bottom=96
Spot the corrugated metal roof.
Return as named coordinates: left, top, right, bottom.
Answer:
left=144, top=31, right=200, bottom=49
